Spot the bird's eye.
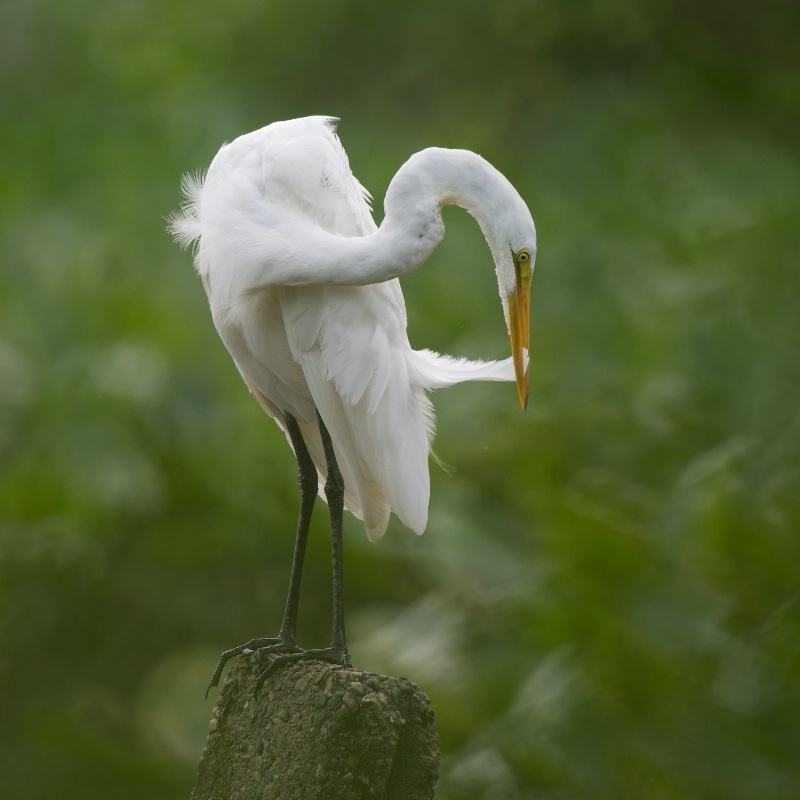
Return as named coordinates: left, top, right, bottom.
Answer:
left=517, top=249, right=531, bottom=263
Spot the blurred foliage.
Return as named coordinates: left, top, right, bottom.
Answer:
left=1, top=0, right=799, bottom=798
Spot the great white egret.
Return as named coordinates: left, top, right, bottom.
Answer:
left=169, top=116, right=536, bottom=694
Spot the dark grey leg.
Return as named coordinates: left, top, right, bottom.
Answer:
left=205, top=412, right=318, bottom=697
left=277, top=412, right=319, bottom=642
left=252, top=411, right=351, bottom=695
left=317, top=410, right=348, bottom=657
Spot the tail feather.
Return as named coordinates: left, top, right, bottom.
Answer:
left=410, top=348, right=519, bottom=389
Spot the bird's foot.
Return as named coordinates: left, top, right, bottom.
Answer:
left=254, top=644, right=351, bottom=696
left=205, top=636, right=301, bottom=698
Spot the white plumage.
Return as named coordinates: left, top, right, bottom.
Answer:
left=170, top=116, right=535, bottom=542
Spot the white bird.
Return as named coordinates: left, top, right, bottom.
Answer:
left=169, top=116, right=536, bottom=693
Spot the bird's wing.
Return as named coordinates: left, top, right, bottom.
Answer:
left=266, top=119, right=434, bottom=540
left=262, top=119, right=421, bottom=539
left=280, top=280, right=433, bottom=541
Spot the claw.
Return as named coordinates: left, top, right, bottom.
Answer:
left=254, top=646, right=351, bottom=697
left=206, top=638, right=351, bottom=699
left=205, top=636, right=297, bottom=699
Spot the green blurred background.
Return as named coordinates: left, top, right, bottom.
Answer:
left=1, top=1, right=799, bottom=797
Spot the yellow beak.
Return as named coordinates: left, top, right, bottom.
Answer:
left=509, top=265, right=532, bottom=411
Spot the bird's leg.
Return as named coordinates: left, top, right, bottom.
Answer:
left=276, top=412, right=319, bottom=644
left=205, top=412, right=317, bottom=697
left=253, top=411, right=352, bottom=694
left=318, top=409, right=350, bottom=664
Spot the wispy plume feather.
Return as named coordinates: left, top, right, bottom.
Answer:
left=167, top=170, right=206, bottom=249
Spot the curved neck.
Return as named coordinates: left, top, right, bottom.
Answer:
left=294, top=149, right=515, bottom=286
left=379, top=148, right=516, bottom=277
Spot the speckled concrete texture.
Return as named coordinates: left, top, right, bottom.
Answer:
left=192, top=653, right=439, bottom=800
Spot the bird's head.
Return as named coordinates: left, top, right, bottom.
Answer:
left=437, top=150, right=536, bottom=411
left=502, top=243, right=535, bottom=410
left=489, top=201, right=536, bottom=411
